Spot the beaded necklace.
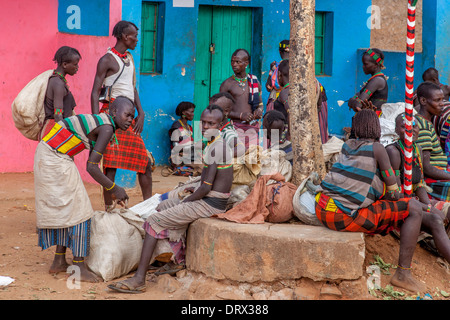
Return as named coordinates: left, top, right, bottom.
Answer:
left=178, top=119, right=192, bottom=137
left=111, top=47, right=128, bottom=59
left=53, top=70, right=68, bottom=88
left=219, top=120, right=231, bottom=132
left=232, top=74, right=247, bottom=88
left=362, top=72, right=385, bottom=88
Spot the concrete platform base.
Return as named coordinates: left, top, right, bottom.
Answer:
left=186, top=218, right=366, bottom=283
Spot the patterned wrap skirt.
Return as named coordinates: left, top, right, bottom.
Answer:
left=315, top=192, right=410, bottom=235
left=424, top=177, right=450, bottom=202
left=38, top=219, right=91, bottom=257
left=100, top=101, right=149, bottom=173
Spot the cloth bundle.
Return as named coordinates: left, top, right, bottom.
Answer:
left=215, top=172, right=296, bottom=224
left=12, top=70, right=53, bottom=141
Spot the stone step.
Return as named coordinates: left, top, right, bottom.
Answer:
left=186, top=218, right=365, bottom=283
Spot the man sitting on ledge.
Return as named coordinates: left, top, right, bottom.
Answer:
left=108, top=105, right=233, bottom=294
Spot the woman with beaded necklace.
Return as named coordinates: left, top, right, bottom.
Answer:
left=348, top=48, right=388, bottom=113
left=39, top=46, right=81, bottom=139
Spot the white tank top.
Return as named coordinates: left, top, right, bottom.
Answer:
left=103, top=48, right=135, bottom=101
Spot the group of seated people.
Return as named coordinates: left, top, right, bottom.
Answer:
left=107, top=80, right=450, bottom=295
left=317, top=80, right=450, bottom=293
left=108, top=45, right=450, bottom=295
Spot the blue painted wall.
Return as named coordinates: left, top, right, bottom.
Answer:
left=314, top=0, right=371, bottom=137
left=424, top=0, right=450, bottom=85
left=58, top=0, right=110, bottom=36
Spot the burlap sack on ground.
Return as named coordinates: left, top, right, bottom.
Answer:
left=232, top=145, right=262, bottom=187
left=130, top=197, right=175, bottom=263
left=260, top=149, right=292, bottom=183
left=86, top=208, right=145, bottom=282
left=87, top=201, right=175, bottom=281
left=11, top=70, right=53, bottom=141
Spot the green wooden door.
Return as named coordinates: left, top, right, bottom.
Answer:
left=193, top=5, right=253, bottom=139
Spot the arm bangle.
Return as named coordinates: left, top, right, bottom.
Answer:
left=105, top=182, right=115, bottom=191
left=386, top=183, right=399, bottom=192
left=381, top=167, right=395, bottom=178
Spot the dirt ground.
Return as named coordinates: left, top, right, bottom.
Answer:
left=0, top=170, right=449, bottom=301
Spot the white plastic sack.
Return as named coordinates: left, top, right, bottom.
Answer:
left=260, top=149, right=292, bottom=183
left=129, top=193, right=161, bottom=220
left=322, top=136, right=344, bottom=163
left=292, top=172, right=323, bottom=226
left=11, top=70, right=53, bottom=140
left=379, top=102, right=417, bottom=147
left=299, top=191, right=316, bottom=214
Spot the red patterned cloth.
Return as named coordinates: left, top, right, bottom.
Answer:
left=100, top=102, right=148, bottom=173
left=315, top=192, right=410, bottom=236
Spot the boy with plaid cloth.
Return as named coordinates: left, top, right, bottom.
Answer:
left=315, top=109, right=450, bottom=293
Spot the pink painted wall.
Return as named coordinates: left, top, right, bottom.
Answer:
left=1, top=0, right=122, bottom=183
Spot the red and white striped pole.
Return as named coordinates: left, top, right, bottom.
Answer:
left=403, top=0, right=418, bottom=197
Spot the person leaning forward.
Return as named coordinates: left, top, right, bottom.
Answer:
left=91, top=20, right=152, bottom=210
left=34, top=97, right=134, bottom=283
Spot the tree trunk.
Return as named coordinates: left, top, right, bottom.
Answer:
left=289, top=0, right=326, bottom=185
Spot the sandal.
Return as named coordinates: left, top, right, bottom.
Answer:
left=107, top=280, right=146, bottom=294
left=154, top=262, right=185, bottom=276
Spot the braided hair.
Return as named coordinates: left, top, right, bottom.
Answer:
left=205, top=104, right=224, bottom=116
left=263, top=109, right=286, bottom=126
left=353, top=109, right=381, bottom=140
left=209, top=92, right=236, bottom=104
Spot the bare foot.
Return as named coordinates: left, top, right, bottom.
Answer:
left=49, top=256, right=70, bottom=274
left=69, top=262, right=100, bottom=283
left=79, top=267, right=100, bottom=283
left=390, top=270, right=426, bottom=293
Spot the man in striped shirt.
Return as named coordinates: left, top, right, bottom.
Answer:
left=415, top=81, right=450, bottom=200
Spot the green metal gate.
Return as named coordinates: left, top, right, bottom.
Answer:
left=193, top=5, right=253, bottom=139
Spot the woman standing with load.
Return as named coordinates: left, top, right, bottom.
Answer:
left=39, top=46, right=80, bottom=139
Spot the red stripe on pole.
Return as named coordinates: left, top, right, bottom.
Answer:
left=403, top=0, right=416, bottom=197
